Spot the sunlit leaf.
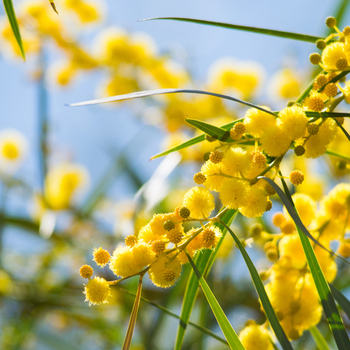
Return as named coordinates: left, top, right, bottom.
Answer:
left=330, top=284, right=350, bottom=320
left=3, top=0, right=25, bottom=59
left=309, top=326, right=330, bottom=350
left=186, top=253, right=246, bottom=350
left=219, top=221, right=293, bottom=350
left=141, top=17, right=321, bottom=43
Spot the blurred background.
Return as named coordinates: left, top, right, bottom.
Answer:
left=0, top=0, right=349, bottom=349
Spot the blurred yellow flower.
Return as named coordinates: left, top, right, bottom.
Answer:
left=0, top=129, right=28, bottom=173
left=44, top=163, right=89, bottom=210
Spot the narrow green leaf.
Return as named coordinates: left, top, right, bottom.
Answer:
left=309, top=326, right=330, bottom=350
left=305, top=111, right=350, bottom=118
left=318, top=71, right=350, bottom=93
left=120, top=288, right=228, bottom=346
left=68, top=88, right=277, bottom=117
left=174, top=250, right=213, bottom=350
left=141, top=17, right=321, bottom=43
left=186, top=253, right=246, bottom=350
left=219, top=221, right=293, bottom=350
left=334, top=118, right=350, bottom=142
left=186, top=118, right=230, bottom=141
left=331, top=0, right=350, bottom=30
left=325, top=150, right=350, bottom=161
left=258, top=177, right=339, bottom=259
left=174, top=209, right=237, bottom=350
left=279, top=181, right=350, bottom=349
left=122, top=275, right=143, bottom=350
left=151, top=119, right=243, bottom=160
left=3, top=0, right=25, bottom=59
left=330, top=284, right=350, bottom=320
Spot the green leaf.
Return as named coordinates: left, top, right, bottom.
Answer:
left=219, top=221, right=293, bottom=350
left=309, top=326, right=330, bottom=350
left=3, top=0, right=25, bottom=59
left=305, top=111, right=350, bottom=118
left=186, top=118, right=230, bottom=141
left=186, top=253, right=246, bottom=350
left=151, top=119, right=243, bottom=160
left=330, top=284, right=350, bottom=320
left=334, top=118, right=350, bottom=142
left=68, top=88, right=277, bottom=117
left=174, top=209, right=237, bottom=350
left=174, top=250, right=213, bottom=350
left=141, top=17, right=322, bottom=43
left=276, top=178, right=350, bottom=349
left=122, top=276, right=143, bottom=350
left=331, top=0, right=350, bottom=31
left=325, top=150, right=350, bottom=161
left=258, top=177, right=339, bottom=259
left=120, top=288, right=228, bottom=346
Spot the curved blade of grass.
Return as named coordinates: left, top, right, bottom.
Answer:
left=309, top=326, right=330, bottom=350
left=186, top=118, right=230, bottom=141
left=122, top=275, right=143, bottom=350
left=330, top=284, right=350, bottom=320
left=68, top=89, right=277, bottom=117
left=305, top=111, right=350, bottom=118
left=174, top=209, right=236, bottom=350
left=334, top=118, right=350, bottom=142
left=186, top=252, right=246, bottom=350
left=276, top=177, right=350, bottom=349
left=325, top=150, right=350, bottom=161
left=258, top=177, right=341, bottom=259
left=151, top=119, right=244, bottom=160
left=120, top=288, right=228, bottom=346
left=219, top=221, right=293, bottom=350
left=141, top=17, right=321, bottom=43
left=3, top=0, right=25, bottom=59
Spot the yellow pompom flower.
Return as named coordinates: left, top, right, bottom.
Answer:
left=268, top=68, right=302, bottom=99
left=109, top=242, right=155, bottom=278
left=243, top=107, right=276, bottom=137
left=149, top=212, right=182, bottom=236
left=321, top=42, right=347, bottom=71
left=260, top=125, right=291, bottom=157
left=320, top=183, right=350, bottom=220
left=239, top=324, right=273, bottom=350
left=79, top=264, right=93, bottom=279
left=278, top=106, right=308, bottom=140
left=201, top=160, right=225, bottom=191
left=0, top=129, right=28, bottom=173
left=148, top=255, right=182, bottom=288
left=83, top=277, right=111, bottom=306
left=239, top=186, right=268, bottom=218
left=197, top=225, right=222, bottom=249
left=182, top=187, right=215, bottom=219
left=63, top=0, right=104, bottom=24
left=303, top=119, right=338, bottom=158
left=283, top=193, right=316, bottom=227
left=221, top=147, right=251, bottom=177
left=93, top=247, right=110, bottom=266
left=138, top=223, right=165, bottom=243
left=266, top=271, right=322, bottom=338
left=44, top=163, right=89, bottom=210
left=219, top=178, right=249, bottom=209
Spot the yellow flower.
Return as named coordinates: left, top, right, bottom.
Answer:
left=92, top=247, right=110, bottom=266
left=268, top=68, right=302, bottom=99
left=239, top=186, right=268, bottom=218
left=260, top=125, right=291, bottom=157
left=148, top=254, right=182, bottom=288
left=83, top=276, right=111, bottom=306
left=221, top=146, right=251, bottom=177
left=44, top=163, right=89, bottom=210
left=219, top=178, right=249, bottom=209
left=0, top=129, right=28, bottom=173
left=321, top=42, right=347, bottom=71
left=278, top=106, right=308, bottom=141
left=63, top=0, right=105, bottom=24
left=182, top=187, right=215, bottom=219
left=283, top=193, right=316, bottom=227
left=239, top=324, right=273, bottom=350
left=243, top=107, right=276, bottom=138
